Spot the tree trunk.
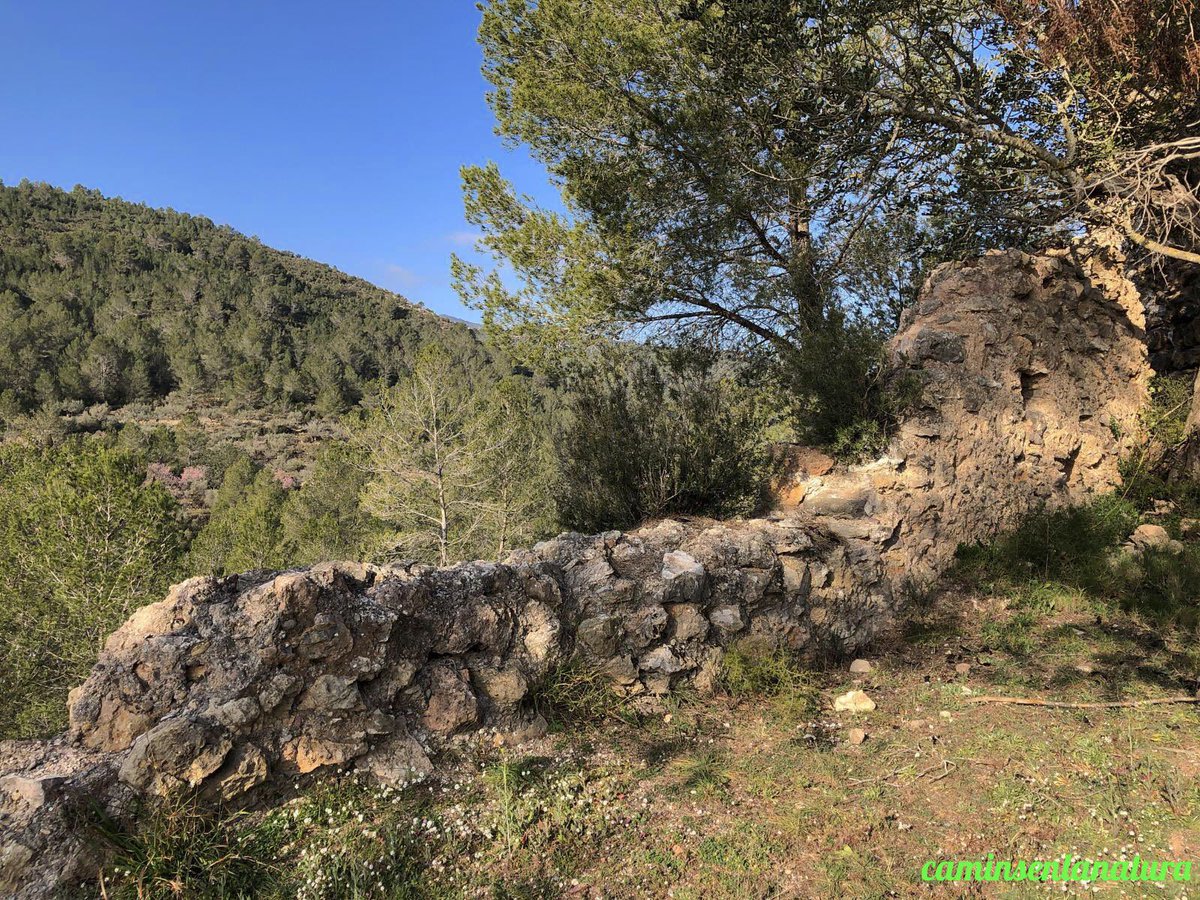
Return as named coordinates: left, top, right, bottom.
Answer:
left=1177, top=368, right=1200, bottom=478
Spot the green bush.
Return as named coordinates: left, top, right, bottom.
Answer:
left=0, top=440, right=187, bottom=738
left=1110, top=546, right=1200, bottom=629
left=527, top=661, right=630, bottom=727
left=187, top=457, right=288, bottom=575
left=956, top=494, right=1139, bottom=595
left=775, top=316, right=920, bottom=456
left=719, top=642, right=820, bottom=723
left=554, top=349, right=775, bottom=533
left=1118, top=374, right=1200, bottom=511
left=279, top=442, right=381, bottom=565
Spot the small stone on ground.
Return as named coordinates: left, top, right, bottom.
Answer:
left=833, top=689, right=876, bottom=713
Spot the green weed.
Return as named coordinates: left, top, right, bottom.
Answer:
left=89, top=796, right=280, bottom=900
left=526, top=660, right=632, bottom=727
left=719, top=642, right=821, bottom=722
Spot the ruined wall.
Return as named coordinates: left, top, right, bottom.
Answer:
left=1140, top=256, right=1200, bottom=374
left=796, top=245, right=1149, bottom=588
left=0, top=247, right=1151, bottom=898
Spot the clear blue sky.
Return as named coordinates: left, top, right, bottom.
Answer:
left=0, top=1, right=556, bottom=321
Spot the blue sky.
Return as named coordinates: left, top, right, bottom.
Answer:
left=0, top=1, right=556, bottom=321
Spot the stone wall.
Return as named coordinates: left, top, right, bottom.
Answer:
left=0, top=247, right=1151, bottom=897
left=1140, top=256, right=1200, bottom=374
left=796, top=245, right=1149, bottom=588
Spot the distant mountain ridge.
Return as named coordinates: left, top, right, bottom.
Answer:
left=0, top=180, right=493, bottom=416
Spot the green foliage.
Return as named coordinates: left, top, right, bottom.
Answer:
left=90, top=798, right=280, bottom=900
left=826, top=369, right=924, bottom=462
left=719, top=642, right=820, bottom=723
left=58, top=355, right=556, bottom=577
left=0, top=440, right=186, bottom=738
left=90, top=782, right=442, bottom=900
left=353, top=344, right=490, bottom=565
left=554, top=349, right=774, bottom=532
left=1119, top=374, right=1198, bottom=507
left=980, top=608, right=1040, bottom=657
left=676, top=748, right=731, bottom=795
left=527, top=661, right=630, bottom=727
left=773, top=317, right=892, bottom=454
left=188, top=457, right=289, bottom=575
left=351, top=345, right=557, bottom=566
left=91, top=765, right=624, bottom=900
left=956, top=493, right=1200, bottom=631
left=350, top=340, right=552, bottom=566
left=186, top=444, right=387, bottom=575
left=1109, top=545, right=1200, bottom=630
left=0, top=180, right=496, bottom=414
left=957, top=495, right=1139, bottom=593
left=459, top=0, right=956, bottom=445
left=1143, top=374, right=1194, bottom=450
left=279, top=443, right=382, bottom=565
left=474, top=376, right=559, bottom=555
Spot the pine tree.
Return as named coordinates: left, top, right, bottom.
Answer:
left=353, top=345, right=490, bottom=565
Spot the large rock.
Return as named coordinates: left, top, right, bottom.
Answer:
left=779, top=245, right=1148, bottom=586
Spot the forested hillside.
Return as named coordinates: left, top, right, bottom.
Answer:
left=0, top=180, right=493, bottom=416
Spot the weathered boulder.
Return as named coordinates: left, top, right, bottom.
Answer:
left=1130, top=523, right=1171, bottom=551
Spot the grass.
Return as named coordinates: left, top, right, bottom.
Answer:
left=675, top=747, right=731, bottom=795
left=719, top=641, right=822, bottom=723
left=89, top=797, right=280, bottom=899
left=87, top=781, right=444, bottom=900
left=526, top=660, right=635, bottom=729
left=955, top=492, right=1200, bottom=633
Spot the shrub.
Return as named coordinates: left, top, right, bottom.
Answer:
left=279, top=442, right=381, bottom=565
left=527, top=661, right=630, bottom=727
left=775, top=316, right=918, bottom=457
left=955, top=494, right=1139, bottom=595
left=187, top=457, right=288, bottom=575
left=554, top=349, right=775, bottom=533
left=719, top=642, right=821, bottom=722
left=1119, top=373, right=1199, bottom=508
left=0, top=440, right=187, bottom=738
left=1110, top=545, right=1200, bottom=629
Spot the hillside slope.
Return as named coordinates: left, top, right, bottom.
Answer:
left=0, top=181, right=492, bottom=416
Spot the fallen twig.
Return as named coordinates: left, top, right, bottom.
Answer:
left=921, top=759, right=957, bottom=782
left=965, top=695, right=1199, bottom=710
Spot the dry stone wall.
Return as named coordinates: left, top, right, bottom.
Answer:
left=796, top=244, right=1149, bottom=587
left=0, top=246, right=1151, bottom=897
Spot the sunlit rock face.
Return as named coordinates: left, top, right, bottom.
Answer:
left=785, top=244, right=1148, bottom=587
